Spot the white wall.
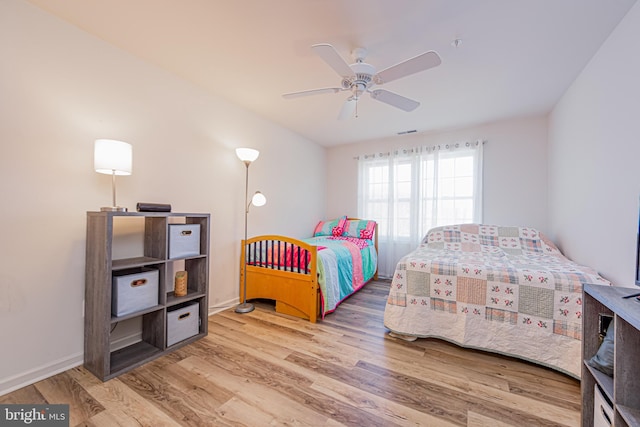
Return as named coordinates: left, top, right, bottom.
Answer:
left=0, top=0, right=325, bottom=394
left=327, top=115, right=549, bottom=231
left=548, top=2, right=640, bottom=287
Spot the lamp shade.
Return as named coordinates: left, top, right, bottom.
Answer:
left=236, top=147, right=259, bottom=163
left=251, top=191, right=266, bottom=207
left=94, top=139, right=132, bottom=175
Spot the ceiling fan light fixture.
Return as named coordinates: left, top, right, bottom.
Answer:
left=351, top=61, right=375, bottom=76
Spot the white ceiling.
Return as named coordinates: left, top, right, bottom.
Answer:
left=27, top=0, right=637, bottom=147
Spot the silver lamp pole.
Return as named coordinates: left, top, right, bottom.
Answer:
left=236, top=160, right=254, bottom=313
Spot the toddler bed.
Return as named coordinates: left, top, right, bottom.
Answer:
left=384, top=224, right=609, bottom=378
left=240, top=217, right=378, bottom=322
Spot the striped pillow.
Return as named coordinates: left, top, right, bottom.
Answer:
left=343, top=219, right=376, bottom=240
left=313, top=216, right=347, bottom=237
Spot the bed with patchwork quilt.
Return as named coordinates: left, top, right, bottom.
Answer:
left=240, top=217, right=378, bottom=322
left=383, top=224, right=609, bottom=378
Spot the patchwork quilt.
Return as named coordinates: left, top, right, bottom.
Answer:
left=384, top=224, right=609, bottom=378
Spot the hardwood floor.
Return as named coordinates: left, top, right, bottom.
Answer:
left=1, top=280, right=581, bottom=426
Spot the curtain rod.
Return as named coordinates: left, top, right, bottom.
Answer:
left=353, top=139, right=486, bottom=160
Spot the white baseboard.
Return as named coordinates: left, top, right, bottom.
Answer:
left=110, top=331, right=143, bottom=352
left=0, top=352, right=83, bottom=397
left=0, top=330, right=143, bottom=397
left=208, top=298, right=238, bottom=316
left=0, top=301, right=239, bottom=397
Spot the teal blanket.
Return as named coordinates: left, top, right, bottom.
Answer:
left=303, top=236, right=377, bottom=316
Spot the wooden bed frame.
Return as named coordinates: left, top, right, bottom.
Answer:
left=239, top=223, right=378, bottom=322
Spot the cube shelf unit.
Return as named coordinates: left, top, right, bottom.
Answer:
left=84, top=211, right=210, bottom=381
left=582, top=284, right=640, bottom=427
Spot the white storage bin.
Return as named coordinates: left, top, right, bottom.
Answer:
left=167, top=302, right=200, bottom=346
left=594, top=384, right=613, bottom=427
left=112, top=269, right=159, bottom=316
left=169, top=224, right=200, bottom=259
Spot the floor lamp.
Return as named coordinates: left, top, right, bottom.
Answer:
left=235, top=148, right=266, bottom=314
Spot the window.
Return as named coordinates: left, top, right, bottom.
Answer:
left=357, top=141, right=483, bottom=277
left=421, top=151, right=476, bottom=232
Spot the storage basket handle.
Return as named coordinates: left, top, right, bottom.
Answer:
left=178, top=312, right=191, bottom=321
left=130, top=279, right=147, bottom=287
left=181, top=230, right=192, bottom=236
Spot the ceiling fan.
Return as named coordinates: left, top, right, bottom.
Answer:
left=283, top=43, right=442, bottom=120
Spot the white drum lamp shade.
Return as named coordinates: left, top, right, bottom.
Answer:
left=95, top=139, right=132, bottom=175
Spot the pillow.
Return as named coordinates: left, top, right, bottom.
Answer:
left=313, top=216, right=347, bottom=237
left=342, top=219, right=376, bottom=240
left=587, top=321, right=614, bottom=377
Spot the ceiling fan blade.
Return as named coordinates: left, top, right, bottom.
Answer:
left=370, top=89, right=420, bottom=112
left=282, top=87, right=342, bottom=99
left=374, top=51, right=441, bottom=85
left=338, top=97, right=357, bottom=120
left=312, top=43, right=355, bottom=79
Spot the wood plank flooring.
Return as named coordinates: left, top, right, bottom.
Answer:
left=1, top=280, right=581, bottom=426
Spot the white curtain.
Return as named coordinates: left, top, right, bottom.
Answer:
left=357, top=141, right=483, bottom=278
